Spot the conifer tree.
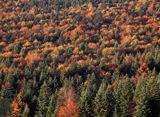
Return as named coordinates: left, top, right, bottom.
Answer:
left=114, top=76, right=134, bottom=117
left=22, top=104, right=30, bottom=117
left=134, top=77, right=148, bottom=117
left=134, top=70, right=160, bottom=117
left=71, top=75, right=83, bottom=95
left=46, top=90, right=58, bottom=117
left=94, top=80, right=108, bottom=117
left=79, top=73, right=98, bottom=117
left=106, top=85, right=116, bottom=117
left=37, top=81, right=51, bottom=116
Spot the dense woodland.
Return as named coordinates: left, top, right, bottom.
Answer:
left=0, top=0, right=160, bottom=117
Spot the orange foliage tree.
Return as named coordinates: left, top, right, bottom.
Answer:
left=25, top=51, right=44, bottom=65
left=11, top=92, right=24, bottom=117
left=57, top=87, right=79, bottom=117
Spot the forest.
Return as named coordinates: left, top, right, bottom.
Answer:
left=0, top=0, right=160, bottom=117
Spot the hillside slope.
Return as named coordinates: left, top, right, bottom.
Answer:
left=0, top=0, right=160, bottom=117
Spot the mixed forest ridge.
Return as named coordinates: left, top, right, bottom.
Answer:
left=0, top=0, right=160, bottom=117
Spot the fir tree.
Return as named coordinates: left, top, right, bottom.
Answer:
left=114, top=76, right=134, bottom=117
left=94, top=80, right=108, bottom=117
left=79, top=73, right=98, bottom=117
left=37, top=81, right=51, bottom=116
left=134, top=70, right=160, bottom=117
left=22, top=104, right=30, bottom=117
left=134, top=78, right=148, bottom=117
left=46, top=90, right=58, bottom=117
